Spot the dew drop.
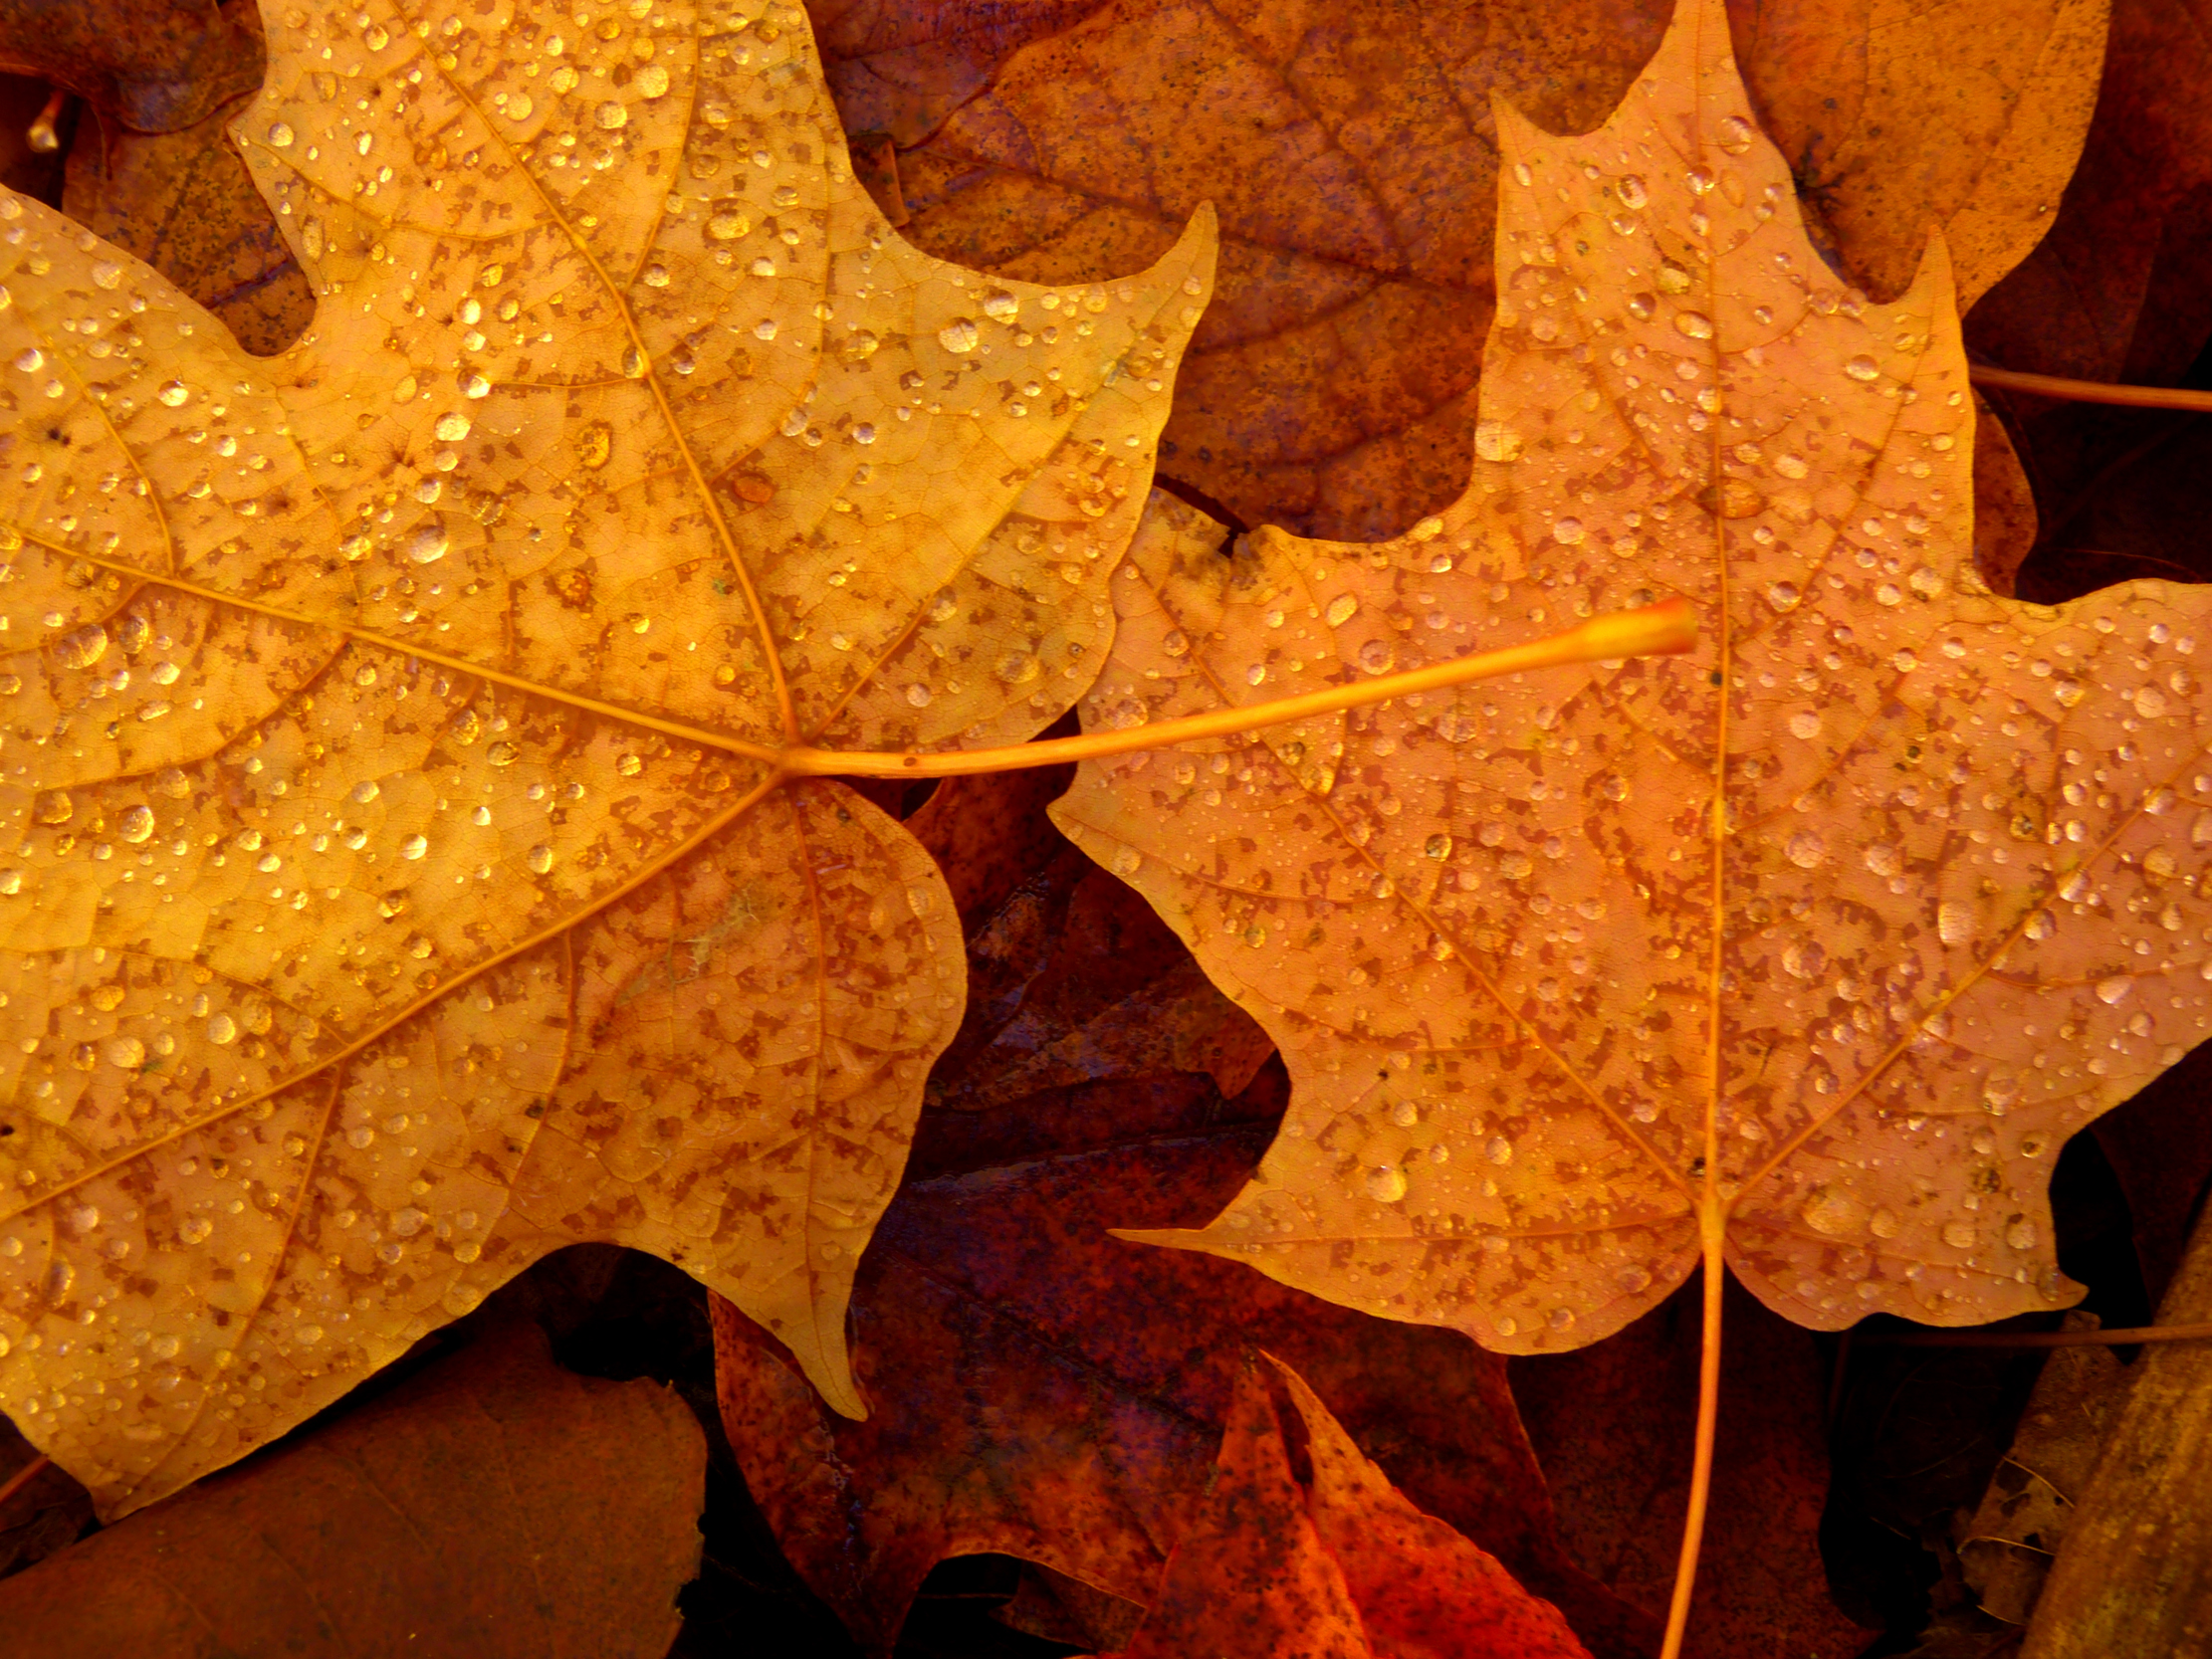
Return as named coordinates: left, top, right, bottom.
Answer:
left=1358, top=638, right=1396, bottom=675
left=1788, top=710, right=1821, bottom=739
left=118, top=805, right=154, bottom=844
left=2095, top=975, right=2132, bottom=1005
left=1864, top=844, right=1900, bottom=878
left=594, top=101, right=629, bottom=129
left=1474, top=420, right=1523, bottom=462
left=1937, top=902, right=1972, bottom=944
left=404, top=523, right=450, bottom=564
left=527, top=844, right=555, bottom=875
left=1844, top=355, right=1880, bottom=382
left=1617, top=174, right=1649, bottom=209
left=1552, top=517, right=1586, bottom=545
left=938, top=317, right=980, bottom=354
left=400, top=834, right=428, bottom=860
left=1364, top=1166, right=1408, bottom=1203
left=206, top=1013, right=238, bottom=1045
left=1785, top=829, right=1826, bottom=869
left=57, top=622, right=109, bottom=670
left=1799, top=1186, right=1867, bottom=1237
left=1325, top=594, right=1359, bottom=627
left=268, top=121, right=295, bottom=146
left=1674, top=311, right=1714, bottom=340
left=1941, top=1218, right=1977, bottom=1250
left=434, top=412, right=472, bottom=442
left=157, top=379, right=190, bottom=406
left=1765, top=581, right=1800, bottom=611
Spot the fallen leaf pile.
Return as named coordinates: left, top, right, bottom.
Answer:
left=8, top=0, right=2212, bottom=1655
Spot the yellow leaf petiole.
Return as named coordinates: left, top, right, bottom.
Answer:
left=786, top=596, right=1697, bottom=777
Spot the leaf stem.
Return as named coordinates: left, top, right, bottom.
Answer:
left=1659, top=1225, right=1725, bottom=1659
left=0, top=1454, right=51, bottom=1511
left=785, top=597, right=1696, bottom=777
left=1855, top=1321, right=2212, bottom=1349
left=1970, top=364, right=2212, bottom=414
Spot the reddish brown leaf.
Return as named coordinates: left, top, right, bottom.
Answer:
left=1968, top=0, right=2212, bottom=389
left=0, top=0, right=263, bottom=132
left=0, top=1322, right=705, bottom=1658
left=816, top=0, right=2100, bottom=546
left=1514, top=1279, right=1874, bottom=1658
left=1099, top=1354, right=1593, bottom=1659
left=716, top=801, right=1653, bottom=1658
left=63, top=66, right=314, bottom=357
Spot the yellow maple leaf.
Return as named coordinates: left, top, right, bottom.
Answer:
left=0, top=0, right=1212, bottom=1516
left=1057, top=0, right=2206, bottom=1356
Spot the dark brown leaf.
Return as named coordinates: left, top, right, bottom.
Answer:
left=0, top=1322, right=706, bottom=1658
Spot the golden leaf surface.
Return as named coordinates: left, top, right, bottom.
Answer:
left=0, top=0, right=1214, bottom=1515
left=1053, top=0, right=2212, bottom=1351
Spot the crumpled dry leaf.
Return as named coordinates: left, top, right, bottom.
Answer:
left=0, top=0, right=1212, bottom=1517
left=1053, top=0, right=2212, bottom=1350
left=0, top=1321, right=706, bottom=1659
left=2019, top=1209, right=2212, bottom=1659
left=828, top=0, right=2101, bottom=544
left=1093, top=1353, right=1593, bottom=1659
left=1953, top=1312, right=2123, bottom=1626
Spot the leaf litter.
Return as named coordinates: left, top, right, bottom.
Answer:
left=0, top=0, right=2203, bottom=1654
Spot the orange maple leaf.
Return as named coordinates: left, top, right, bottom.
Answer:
left=1051, top=0, right=2210, bottom=1635
left=0, top=0, right=1213, bottom=1516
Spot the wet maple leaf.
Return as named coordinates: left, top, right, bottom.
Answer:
left=1053, top=0, right=2212, bottom=1350
left=1094, top=1352, right=1592, bottom=1659
left=829, top=0, right=2103, bottom=544
left=0, top=0, right=1211, bottom=1515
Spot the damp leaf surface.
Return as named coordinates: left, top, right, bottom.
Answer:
left=1053, top=0, right=2212, bottom=1350
left=0, top=0, right=1211, bottom=1516
left=1096, top=1353, right=1593, bottom=1659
